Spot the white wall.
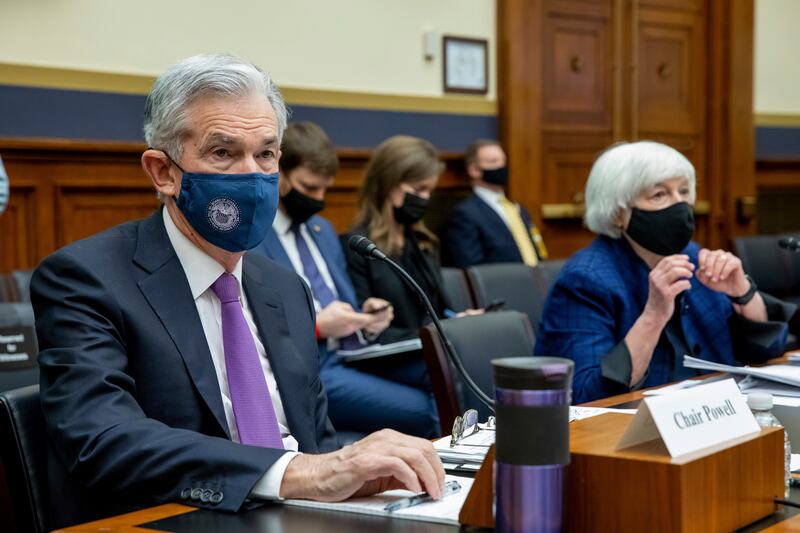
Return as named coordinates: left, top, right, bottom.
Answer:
left=755, top=0, right=800, bottom=115
left=0, top=0, right=496, bottom=99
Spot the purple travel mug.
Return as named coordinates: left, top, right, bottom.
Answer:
left=492, top=357, right=573, bottom=533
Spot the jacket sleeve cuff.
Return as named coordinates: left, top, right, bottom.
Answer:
left=600, top=341, right=648, bottom=390
left=249, top=452, right=300, bottom=501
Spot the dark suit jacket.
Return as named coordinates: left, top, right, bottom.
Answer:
left=255, top=215, right=359, bottom=309
left=444, top=192, right=539, bottom=268
left=31, top=209, right=337, bottom=518
left=341, top=226, right=450, bottom=343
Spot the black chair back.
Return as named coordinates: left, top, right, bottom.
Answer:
left=0, top=385, right=49, bottom=532
left=420, top=311, right=535, bottom=434
left=735, top=234, right=800, bottom=304
left=466, top=262, right=551, bottom=332
left=440, top=267, right=474, bottom=312
left=0, top=303, right=39, bottom=392
left=536, top=259, right=567, bottom=289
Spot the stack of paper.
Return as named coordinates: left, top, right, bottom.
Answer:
left=683, top=355, right=800, bottom=388
left=568, top=406, right=637, bottom=421
left=283, top=474, right=473, bottom=526
left=433, top=427, right=494, bottom=469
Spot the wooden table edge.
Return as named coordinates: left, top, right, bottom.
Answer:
left=53, top=503, right=196, bottom=532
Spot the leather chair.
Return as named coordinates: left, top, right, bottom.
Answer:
left=0, top=385, right=50, bottom=532
left=440, top=267, right=474, bottom=312
left=466, top=262, right=551, bottom=333
left=11, top=270, right=34, bottom=303
left=735, top=234, right=800, bottom=348
left=734, top=234, right=800, bottom=306
left=536, top=259, right=567, bottom=289
left=420, top=310, right=535, bottom=435
left=0, top=303, right=39, bottom=392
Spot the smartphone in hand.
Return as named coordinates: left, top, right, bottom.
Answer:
left=482, top=299, right=506, bottom=313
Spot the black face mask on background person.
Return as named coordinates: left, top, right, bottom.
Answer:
left=393, top=192, right=429, bottom=226
left=625, top=201, right=695, bottom=256
left=482, top=166, right=509, bottom=187
left=281, top=187, right=325, bottom=224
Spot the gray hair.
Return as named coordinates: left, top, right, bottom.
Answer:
left=584, top=141, right=696, bottom=238
left=143, top=53, right=288, bottom=161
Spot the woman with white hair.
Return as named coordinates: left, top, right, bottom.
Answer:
left=536, top=141, right=794, bottom=403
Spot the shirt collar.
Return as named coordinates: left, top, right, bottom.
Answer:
left=473, top=184, right=505, bottom=205
left=273, top=208, right=295, bottom=236
left=162, top=207, right=243, bottom=300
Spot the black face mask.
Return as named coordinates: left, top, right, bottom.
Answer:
left=626, top=202, right=695, bottom=256
left=393, top=192, right=429, bottom=226
left=482, top=166, right=509, bottom=187
left=281, top=187, right=325, bottom=225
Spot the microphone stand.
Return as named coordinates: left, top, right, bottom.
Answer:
left=378, top=255, right=495, bottom=411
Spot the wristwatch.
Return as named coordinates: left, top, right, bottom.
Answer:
left=728, top=274, right=758, bottom=305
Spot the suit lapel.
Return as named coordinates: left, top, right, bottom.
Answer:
left=133, top=210, right=230, bottom=438
left=242, top=257, right=316, bottom=450
left=260, top=229, right=294, bottom=271
left=308, top=219, right=359, bottom=308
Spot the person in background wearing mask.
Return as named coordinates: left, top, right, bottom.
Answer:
left=343, top=135, right=481, bottom=345
left=536, top=141, right=795, bottom=403
left=443, top=139, right=547, bottom=268
left=254, top=122, right=439, bottom=438
left=30, top=55, right=445, bottom=526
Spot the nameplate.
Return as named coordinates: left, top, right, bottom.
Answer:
left=616, top=378, right=760, bottom=457
left=0, top=325, right=37, bottom=369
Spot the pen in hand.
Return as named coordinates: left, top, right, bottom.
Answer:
left=384, top=480, right=462, bottom=512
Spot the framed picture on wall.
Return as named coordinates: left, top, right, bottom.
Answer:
left=443, top=36, right=488, bottom=95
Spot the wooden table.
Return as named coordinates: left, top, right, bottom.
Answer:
left=57, top=376, right=800, bottom=532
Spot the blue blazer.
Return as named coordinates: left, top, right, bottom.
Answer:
left=254, top=215, right=359, bottom=309
left=536, top=236, right=790, bottom=403
left=31, top=209, right=338, bottom=520
left=444, top=193, right=538, bottom=268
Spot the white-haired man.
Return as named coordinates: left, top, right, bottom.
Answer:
left=31, top=54, right=444, bottom=527
left=536, top=141, right=795, bottom=403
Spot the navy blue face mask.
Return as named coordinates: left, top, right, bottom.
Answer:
left=165, top=154, right=279, bottom=252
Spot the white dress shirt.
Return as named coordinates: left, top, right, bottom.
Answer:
left=163, top=208, right=298, bottom=500
left=272, top=209, right=338, bottom=312
left=473, top=185, right=515, bottom=230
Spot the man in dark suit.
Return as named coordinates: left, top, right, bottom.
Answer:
left=254, top=122, right=438, bottom=438
left=31, top=54, right=444, bottom=521
left=444, top=140, right=548, bottom=268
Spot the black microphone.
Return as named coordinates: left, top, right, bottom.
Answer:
left=347, top=235, right=494, bottom=410
left=779, top=236, right=800, bottom=252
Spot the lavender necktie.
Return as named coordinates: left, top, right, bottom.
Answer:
left=211, top=272, right=284, bottom=449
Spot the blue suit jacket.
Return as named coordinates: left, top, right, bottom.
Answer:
left=31, top=209, right=338, bottom=520
left=444, top=193, right=538, bottom=268
left=254, top=215, right=359, bottom=310
left=536, top=236, right=790, bottom=403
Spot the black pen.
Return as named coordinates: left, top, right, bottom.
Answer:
left=384, top=480, right=462, bottom=512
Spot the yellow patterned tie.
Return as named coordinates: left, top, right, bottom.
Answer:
left=499, top=196, right=539, bottom=266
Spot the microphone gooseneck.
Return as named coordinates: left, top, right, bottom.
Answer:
left=778, top=236, right=800, bottom=252
left=347, top=235, right=495, bottom=410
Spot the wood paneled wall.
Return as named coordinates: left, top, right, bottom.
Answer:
left=0, top=138, right=470, bottom=271
left=498, top=0, right=756, bottom=257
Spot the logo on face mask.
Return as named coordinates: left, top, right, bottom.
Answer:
left=207, top=197, right=241, bottom=232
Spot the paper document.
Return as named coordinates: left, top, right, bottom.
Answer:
left=569, top=406, right=637, bottom=422
left=283, top=474, right=473, bottom=525
left=433, top=429, right=494, bottom=465
left=683, top=356, right=800, bottom=389
left=793, top=454, right=800, bottom=473
left=339, top=338, right=422, bottom=362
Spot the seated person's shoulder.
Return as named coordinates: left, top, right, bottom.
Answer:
left=556, top=238, right=627, bottom=289
left=38, top=219, right=140, bottom=273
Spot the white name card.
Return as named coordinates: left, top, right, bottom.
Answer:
left=616, top=378, right=761, bottom=457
